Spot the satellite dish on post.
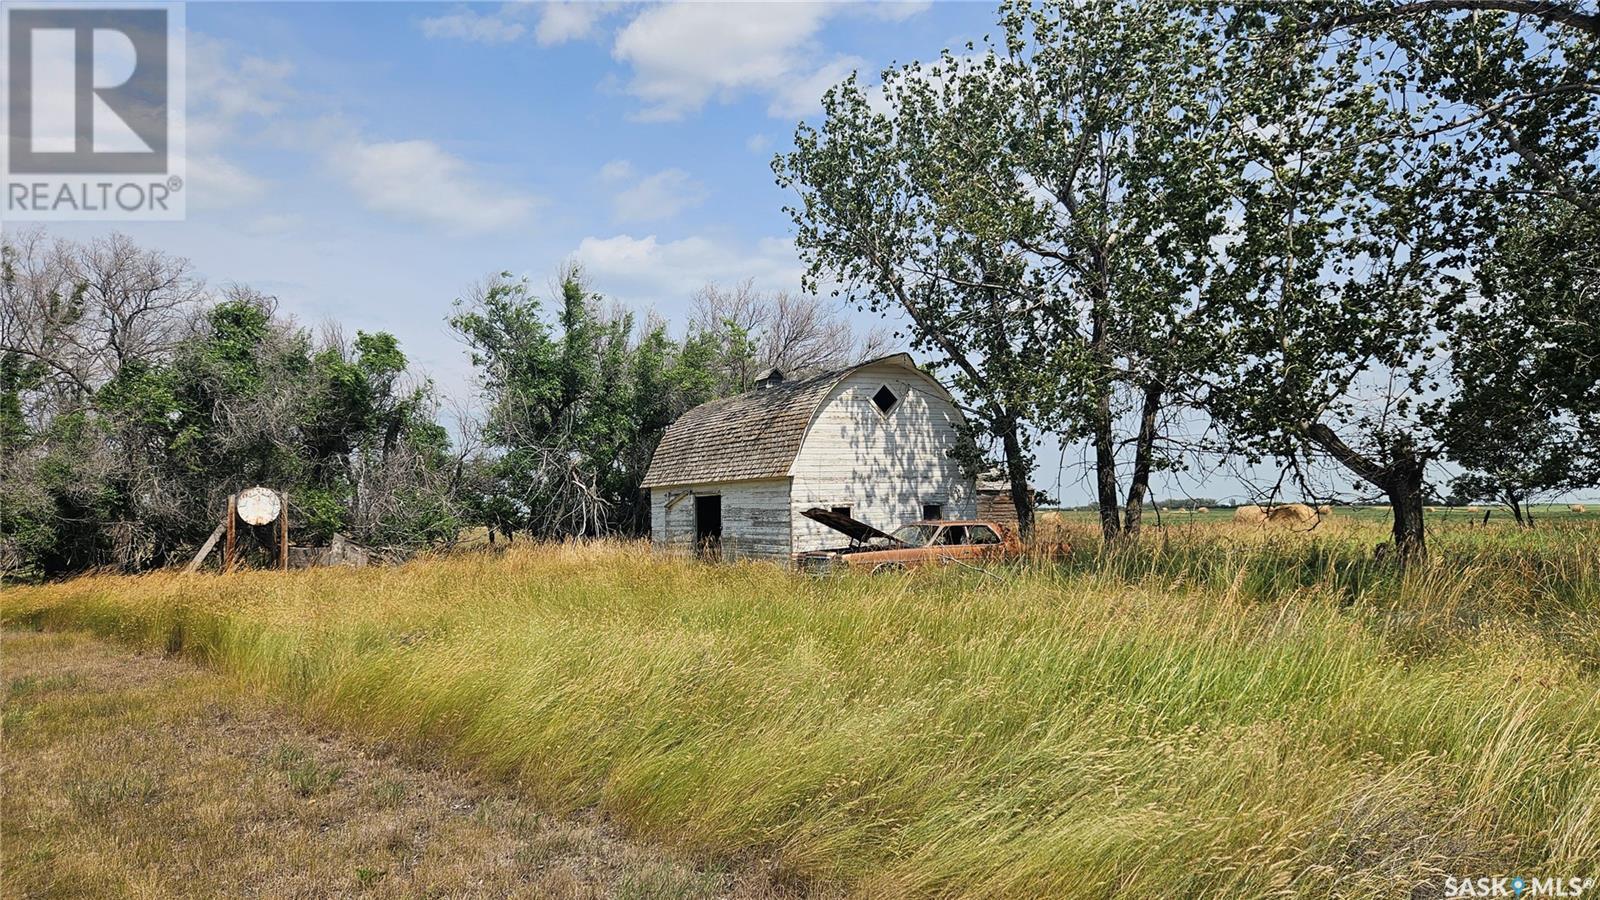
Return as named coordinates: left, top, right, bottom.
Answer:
left=236, top=487, right=282, bottom=526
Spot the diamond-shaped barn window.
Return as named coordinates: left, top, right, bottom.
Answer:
left=872, top=384, right=900, bottom=416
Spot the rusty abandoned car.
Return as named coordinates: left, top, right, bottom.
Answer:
left=793, top=507, right=1040, bottom=574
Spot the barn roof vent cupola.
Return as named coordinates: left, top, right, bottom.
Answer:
left=755, top=367, right=785, bottom=388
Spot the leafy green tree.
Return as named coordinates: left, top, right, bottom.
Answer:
left=1199, top=9, right=1436, bottom=559
left=451, top=270, right=624, bottom=536
left=776, top=0, right=1239, bottom=540
left=2, top=232, right=198, bottom=572
left=448, top=267, right=828, bottom=539
left=1202, top=2, right=1598, bottom=560
left=618, top=323, right=678, bottom=532
left=1442, top=200, right=1599, bottom=521
left=2, top=233, right=459, bottom=577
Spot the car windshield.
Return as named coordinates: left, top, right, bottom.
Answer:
left=890, top=524, right=941, bottom=546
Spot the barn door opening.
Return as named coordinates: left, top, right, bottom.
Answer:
left=694, top=494, right=722, bottom=560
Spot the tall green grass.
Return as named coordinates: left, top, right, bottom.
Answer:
left=4, top=525, right=1598, bottom=897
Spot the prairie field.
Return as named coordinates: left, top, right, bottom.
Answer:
left=4, top=514, right=1599, bottom=898
left=1, top=629, right=785, bottom=899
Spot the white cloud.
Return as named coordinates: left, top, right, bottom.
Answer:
left=186, top=152, right=268, bottom=210
left=610, top=3, right=886, bottom=121
left=573, top=233, right=804, bottom=302
left=189, top=42, right=295, bottom=124
left=860, top=1, right=933, bottom=22
left=328, top=139, right=537, bottom=233
left=745, top=133, right=772, bottom=154
left=418, top=2, right=614, bottom=46
left=413, top=2, right=906, bottom=120
left=598, top=159, right=635, bottom=182
left=767, top=54, right=864, bottom=118
left=179, top=36, right=297, bottom=210
left=611, top=168, right=707, bottom=223
left=535, top=2, right=610, bottom=45
left=419, top=7, right=527, bottom=43
left=183, top=35, right=538, bottom=232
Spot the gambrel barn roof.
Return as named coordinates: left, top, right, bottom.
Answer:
left=641, top=353, right=942, bottom=488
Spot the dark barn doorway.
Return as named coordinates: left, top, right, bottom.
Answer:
left=694, top=494, right=722, bottom=559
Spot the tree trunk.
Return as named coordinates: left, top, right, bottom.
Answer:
left=1305, top=423, right=1428, bottom=563
left=1385, top=457, right=1427, bottom=564
left=1091, top=383, right=1121, bottom=543
left=1122, top=382, right=1164, bottom=538
left=1088, top=260, right=1120, bottom=545
left=1000, top=416, right=1036, bottom=540
left=1507, top=492, right=1525, bottom=526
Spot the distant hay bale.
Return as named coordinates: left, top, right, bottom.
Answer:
left=1571, top=504, right=1588, bottom=514
left=1267, top=503, right=1316, bottom=525
left=1232, top=505, right=1267, bottom=524
left=1467, top=506, right=1482, bottom=513
left=1196, top=506, right=1209, bottom=514
left=1316, top=504, right=1333, bottom=516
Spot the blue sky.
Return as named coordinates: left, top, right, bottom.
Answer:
left=39, top=1, right=994, bottom=395
left=48, top=2, right=1189, bottom=492
left=29, top=1, right=1546, bottom=506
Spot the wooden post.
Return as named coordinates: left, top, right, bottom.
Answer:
left=279, top=490, right=289, bottom=572
left=185, top=523, right=227, bottom=573
left=224, top=494, right=237, bottom=574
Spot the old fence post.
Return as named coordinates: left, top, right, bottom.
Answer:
left=224, top=493, right=238, bottom=574
left=279, top=491, right=289, bottom=572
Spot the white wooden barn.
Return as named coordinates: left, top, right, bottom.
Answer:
left=641, top=353, right=977, bottom=560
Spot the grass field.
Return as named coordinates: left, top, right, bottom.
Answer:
left=4, top=513, right=1598, bottom=898
left=1, top=630, right=793, bottom=898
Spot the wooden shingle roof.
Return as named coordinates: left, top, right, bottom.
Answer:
left=641, top=353, right=917, bottom=489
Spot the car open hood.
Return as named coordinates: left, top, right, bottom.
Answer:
left=801, top=507, right=905, bottom=546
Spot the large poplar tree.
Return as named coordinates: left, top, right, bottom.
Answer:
left=1203, top=1, right=1598, bottom=560
left=776, top=0, right=1239, bottom=541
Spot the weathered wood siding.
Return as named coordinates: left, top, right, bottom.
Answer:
left=977, top=489, right=1021, bottom=535
left=650, top=478, right=793, bottom=560
left=788, top=362, right=976, bottom=553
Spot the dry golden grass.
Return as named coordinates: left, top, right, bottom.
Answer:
left=0, top=629, right=808, bottom=899
left=4, top=522, right=1599, bottom=898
